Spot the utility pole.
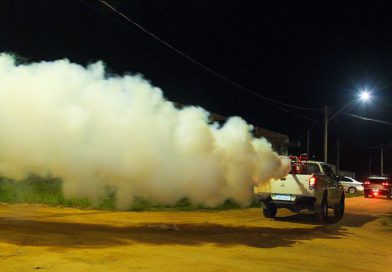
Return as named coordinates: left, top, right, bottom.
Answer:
left=381, top=143, right=384, bottom=176
left=307, top=129, right=310, bottom=158
left=337, top=138, right=340, bottom=175
left=322, top=94, right=369, bottom=164
left=323, top=106, right=328, bottom=163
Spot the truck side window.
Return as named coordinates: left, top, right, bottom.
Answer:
left=306, top=163, right=321, bottom=174
left=322, top=165, right=336, bottom=179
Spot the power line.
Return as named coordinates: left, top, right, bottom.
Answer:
left=97, top=0, right=321, bottom=112
left=274, top=105, right=321, bottom=123
left=343, top=112, right=392, bottom=126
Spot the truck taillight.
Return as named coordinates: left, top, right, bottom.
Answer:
left=309, top=175, right=318, bottom=190
left=364, top=181, right=370, bottom=186
left=382, top=182, right=390, bottom=187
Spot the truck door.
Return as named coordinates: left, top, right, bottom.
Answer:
left=322, top=164, right=340, bottom=205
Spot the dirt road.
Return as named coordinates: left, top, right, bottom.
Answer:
left=0, top=197, right=391, bottom=272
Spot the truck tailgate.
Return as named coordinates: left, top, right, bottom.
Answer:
left=254, top=174, right=314, bottom=197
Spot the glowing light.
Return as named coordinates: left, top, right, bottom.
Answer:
left=359, top=90, right=371, bottom=101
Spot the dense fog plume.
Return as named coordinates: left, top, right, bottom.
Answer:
left=0, top=54, right=290, bottom=209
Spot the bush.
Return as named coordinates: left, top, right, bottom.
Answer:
left=0, top=175, right=92, bottom=209
left=0, top=175, right=259, bottom=211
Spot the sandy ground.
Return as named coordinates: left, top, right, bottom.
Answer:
left=0, top=197, right=391, bottom=272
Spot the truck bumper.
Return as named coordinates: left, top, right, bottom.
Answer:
left=255, top=193, right=316, bottom=212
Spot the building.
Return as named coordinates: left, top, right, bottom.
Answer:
left=174, top=103, right=289, bottom=155
left=253, top=127, right=289, bottom=155
left=209, top=112, right=289, bottom=155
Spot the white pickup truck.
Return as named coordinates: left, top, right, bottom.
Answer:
left=254, top=159, right=345, bottom=223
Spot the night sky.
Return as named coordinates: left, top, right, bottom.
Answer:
left=1, top=0, right=391, bottom=177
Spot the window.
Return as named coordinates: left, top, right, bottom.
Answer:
left=340, top=177, right=352, bottom=182
left=368, top=178, right=390, bottom=184
left=322, top=164, right=336, bottom=179
left=306, top=163, right=321, bottom=174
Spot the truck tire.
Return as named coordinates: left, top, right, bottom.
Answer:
left=262, top=204, right=277, bottom=218
left=314, top=197, right=328, bottom=223
left=387, top=191, right=392, bottom=200
left=333, top=195, right=345, bottom=220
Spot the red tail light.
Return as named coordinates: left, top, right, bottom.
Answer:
left=309, top=175, right=318, bottom=190
left=382, top=182, right=390, bottom=187
left=364, top=181, right=370, bottom=186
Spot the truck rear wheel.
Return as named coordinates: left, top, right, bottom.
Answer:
left=262, top=204, right=277, bottom=218
left=314, top=197, right=328, bottom=223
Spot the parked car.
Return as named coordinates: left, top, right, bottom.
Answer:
left=363, top=176, right=391, bottom=199
left=337, top=176, right=364, bottom=194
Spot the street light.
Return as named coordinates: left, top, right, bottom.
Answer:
left=359, top=90, right=371, bottom=101
left=323, top=90, right=371, bottom=163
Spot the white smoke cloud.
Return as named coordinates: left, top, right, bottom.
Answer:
left=0, top=53, right=290, bottom=209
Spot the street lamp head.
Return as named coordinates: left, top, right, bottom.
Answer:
left=359, top=90, right=371, bottom=101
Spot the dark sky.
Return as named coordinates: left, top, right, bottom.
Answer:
left=0, top=0, right=391, bottom=176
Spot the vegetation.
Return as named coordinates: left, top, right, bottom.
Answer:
left=0, top=175, right=259, bottom=211
left=0, top=175, right=91, bottom=209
